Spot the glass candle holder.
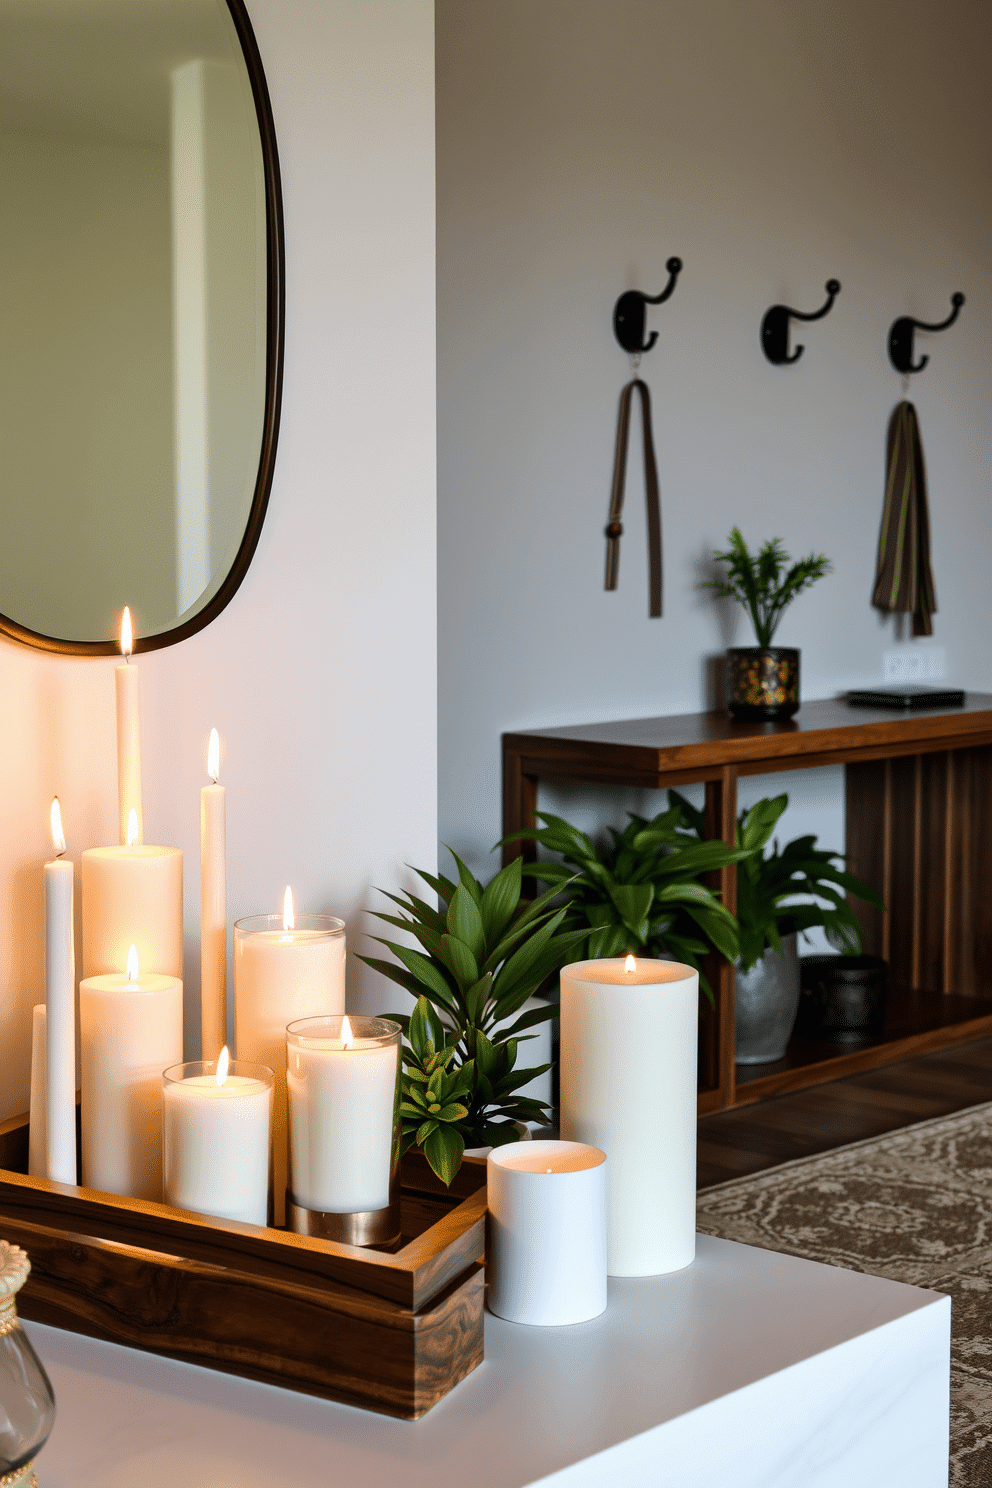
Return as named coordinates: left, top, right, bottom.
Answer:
left=286, top=1015, right=402, bottom=1246
left=162, top=1058, right=274, bottom=1227
left=234, top=912, right=345, bottom=1226
left=0, top=1242, right=55, bottom=1487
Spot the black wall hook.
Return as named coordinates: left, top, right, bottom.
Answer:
left=888, top=292, right=965, bottom=374
left=761, top=279, right=840, bottom=364
left=613, top=257, right=683, bottom=354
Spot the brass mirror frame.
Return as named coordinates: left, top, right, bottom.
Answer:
left=0, top=0, right=285, bottom=657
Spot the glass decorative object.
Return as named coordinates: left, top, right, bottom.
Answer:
left=0, top=1241, right=55, bottom=1488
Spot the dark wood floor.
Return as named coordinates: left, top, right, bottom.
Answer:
left=697, top=1036, right=992, bottom=1189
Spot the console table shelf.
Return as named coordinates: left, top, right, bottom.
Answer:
left=502, top=695, right=992, bottom=1114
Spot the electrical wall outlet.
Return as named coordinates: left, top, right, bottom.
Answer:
left=883, top=647, right=946, bottom=683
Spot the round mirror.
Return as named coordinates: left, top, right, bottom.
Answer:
left=0, top=0, right=283, bottom=654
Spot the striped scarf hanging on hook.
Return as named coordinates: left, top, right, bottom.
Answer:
left=604, top=378, right=662, bottom=618
left=872, top=399, right=937, bottom=637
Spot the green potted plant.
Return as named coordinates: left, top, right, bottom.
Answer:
left=674, top=790, right=884, bottom=1063
left=358, top=852, right=589, bottom=1183
left=500, top=803, right=749, bottom=1003
left=706, top=527, right=831, bottom=719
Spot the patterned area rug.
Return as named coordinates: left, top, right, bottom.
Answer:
left=696, top=1102, right=992, bottom=1487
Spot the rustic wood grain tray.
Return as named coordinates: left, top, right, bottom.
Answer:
left=0, top=1112, right=486, bottom=1419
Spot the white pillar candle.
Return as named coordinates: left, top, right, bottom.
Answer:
left=234, top=896, right=345, bottom=1224
left=44, top=798, right=77, bottom=1184
left=487, top=1139, right=607, bottom=1326
left=163, top=1050, right=273, bottom=1226
left=115, top=605, right=143, bottom=846
left=79, top=947, right=183, bottom=1200
left=81, top=818, right=183, bottom=979
left=286, top=1015, right=399, bottom=1214
left=200, top=728, right=227, bottom=1060
left=560, top=956, right=698, bottom=1278
left=28, top=1005, right=47, bottom=1180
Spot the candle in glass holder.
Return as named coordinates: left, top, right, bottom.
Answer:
left=560, top=955, right=698, bottom=1277
left=234, top=892, right=345, bottom=1224
left=163, top=1048, right=273, bottom=1225
left=286, top=1015, right=400, bottom=1233
left=82, top=807, right=182, bottom=979
left=79, top=945, right=183, bottom=1200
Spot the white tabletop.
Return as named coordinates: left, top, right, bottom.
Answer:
left=28, top=1234, right=950, bottom=1488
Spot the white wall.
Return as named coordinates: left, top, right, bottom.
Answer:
left=0, top=0, right=437, bottom=1120
left=437, top=0, right=992, bottom=879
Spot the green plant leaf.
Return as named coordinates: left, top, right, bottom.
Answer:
left=436, top=1102, right=469, bottom=1122
left=440, top=932, right=479, bottom=988
left=446, top=884, right=486, bottom=962
left=479, top=856, right=523, bottom=946
left=448, top=850, right=484, bottom=908
left=416, top=1119, right=439, bottom=1146
left=465, top=973, right=493, bottom=1023
left=368, top=938, right=458, bottom=1009
left=422, top=1124, right=466, bottom=1185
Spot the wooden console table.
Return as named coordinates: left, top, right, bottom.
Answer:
left=502, top=696, right=992, bottom=1115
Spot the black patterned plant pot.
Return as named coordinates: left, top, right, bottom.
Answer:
left=727, top=647, right=800, bottom=720
left=796, top=954, right=888, bottom=1043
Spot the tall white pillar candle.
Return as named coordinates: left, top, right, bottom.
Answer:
left=44, top=798, right=77, bottom=1184
left=200, top=728, right=227, bottom=1060
left=560, top=956, right=698, bottom=1277
left=286, top=1016, right=400, bottom=1214
left=163, top=1051, right=273, bottom=1225
left=234, top=897, right=345, bottom=1224
left=28, top=1006, right=47, bottom=1180
left=81, top=825, right=183, bottom=979
left=79, top=948, right=183, bottom=1200
left=487, top=1139, right=607, bottom=1326
left=115, top=605, right=143, bottom=846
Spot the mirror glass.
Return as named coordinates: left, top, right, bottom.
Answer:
left=0, top=0, right=280, bottom=651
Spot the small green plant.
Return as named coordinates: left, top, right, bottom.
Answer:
left=500, top=803, right=750, bottom=1002
left=358, top=852, right=589, bottom=1184
left=673, top=789, right=884, bottom=971
left=706, top=527, right=832, bottom=647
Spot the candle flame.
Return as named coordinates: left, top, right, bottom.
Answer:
left=341, top=1014, right=354, bottom=1049
left=50, top=797, right=66, bottom=856
left=120, top=605, right=133, bottom=659
left=216, top=1045, right=230, bottom=1087
left=126, top=944, right=139, bottom=982
left=624, top=954, right=637, bottom=973
left=207, top=728, right=220, bottom=784
left=127, top=807, right=140, bottom=848
left=283, top=886, right=294, bottom=931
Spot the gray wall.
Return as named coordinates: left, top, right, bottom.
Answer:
left=436, top=0, right=992, bottom=883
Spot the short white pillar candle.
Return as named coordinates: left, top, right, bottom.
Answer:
left=79, top=946, right=183, bottom=1200
left=81, top=816, right=183, bottom=981
left=487, top=1139, right=607, bottom=1326
left=162, top=1050, right=273, bottom=1226
left=234, top=899, right=345, bottom=1225
left=286, top=1015, right=400, bottom=1215
left=560, top=956, right=698, bottom=1278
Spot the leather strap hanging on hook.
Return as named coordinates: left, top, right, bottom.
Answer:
left=605, top=378, right=662, bottom=617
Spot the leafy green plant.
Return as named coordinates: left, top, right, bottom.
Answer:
left=706, top=527, right=832, bottom=647
left=673, top=790, right=885, bottom=972
left=500, top=803, right=751, bottom=1002
left=358, top=852, right=589, bottom=1184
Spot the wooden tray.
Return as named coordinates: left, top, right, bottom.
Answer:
left=0, top=1112, right=486, bottom=1419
